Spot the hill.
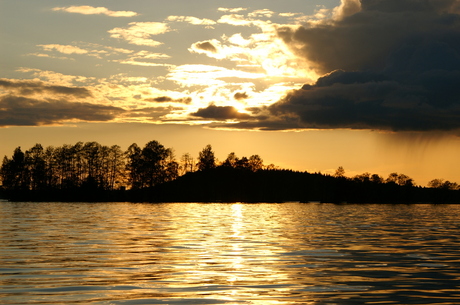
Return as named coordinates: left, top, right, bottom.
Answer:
left=131, top=167, right=460, bottom=204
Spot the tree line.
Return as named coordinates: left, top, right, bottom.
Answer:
left=333, top=166, right=459, bottom=190
left=0, top=141, right=263, bottom=193
left=0, top=140, right=458, bottom=202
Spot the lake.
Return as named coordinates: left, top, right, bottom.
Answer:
left=1, top=202, right=460, bottom=305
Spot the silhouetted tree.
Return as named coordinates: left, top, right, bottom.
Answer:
left=180, top=153, right=195, bottom=175
left=222, top=152, right=238, bottom=168
left=370, top=174, right=384, bottom=183
left=83, top=141, right=104, bottom=188
left=25, top=144, right=46, bottom=191
left=248, top=155, right=263, bottom=172
left=43, top=146, right=57, bottom=189
left=385, top=172, right=414, bottom=186
left=138, top=140, right=175, bottom=188
left=1, top=147, right=27, bottom=190
left=353, top=172, right=371, bottom=183
left=125, top=143, right=143, bottom=189
left=235, top=156, right=249, bottom=169
left=396, top=173, right=414, bottom=187
left=428, top=179, right=459, bottom=190
left=54, top=144, right=80, bottom=189
left=163, top=149, right=179, bottom=182
left=106, top=145, right=125, bottom=190
left=265, top=163, right=279, bottom=170
left=334, top=166, right=345, bottom=178
left=197, top=144, right=216, bottom=171
left=125, top=141, right=178, bottom=189
left=386, top=172, right=399, bottom=184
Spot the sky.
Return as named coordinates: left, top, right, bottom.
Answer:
left=2, top=0, right=460, bottom=186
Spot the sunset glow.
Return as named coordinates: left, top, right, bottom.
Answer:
left=2, top=0, right=460, bottom=186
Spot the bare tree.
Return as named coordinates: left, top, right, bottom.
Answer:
left=180, top=153, right=195, bottom=175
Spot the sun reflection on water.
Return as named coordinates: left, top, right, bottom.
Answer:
left=2, top=202, right=460, bottom=304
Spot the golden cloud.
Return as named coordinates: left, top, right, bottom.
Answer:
left=218, top=8, right=247, bottom=13
left=248, top=9, right=275, bottom=18
left=168, top=64, right=265, bottom=87
left=108, top=22, right=171, bottom=47
left=113, top=60, right=174, bottom=67
left=217, top=14, right=253, bottom=26
left=166, top=16, right=216, bottom=27
left=53, top=6, right=138, bottom=17
left=38, top=44, right=88, bottom=54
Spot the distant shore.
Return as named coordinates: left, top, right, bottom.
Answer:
left=2, top=167, right=459, bottom=204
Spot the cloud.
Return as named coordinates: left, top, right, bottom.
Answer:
left=126, top=106, right=184, bottom=121
left=112, top=50, right=173, bottom=67
left=218, top=14, right=253, bottom=26
left=187, top=15, right=318, bottom=81
left=234, top=92, right=249, bottom=100
left=113, top=60, right=173, bottom=67
left=104, top=46, right=134, bottom=54
left=16, top=68, right=96, bottom=86
left=270, top=0, right=460, bottom=132
left=227, top=34, right=252, bottom=46
left=26, top=53, right=74, bottom=61
left=218, top=8, right=247, bottom=13
left=108, top=22, right=170, bottom=47
left=34, top=43, right=142, bottom=61
left=0, top=96, right=125, bottom=126
left=167, top=64, right=265, bottom=87
left=107, top=50, right=171, bottom=67
left=53, top=6, right=138, bottom=17
left=191, top=105, right=252, bottom=120
left=192, top=41, right=218, bottom=53
left=189, top=40, right=225, bottom=59
left=0, top=78, right=93, bottom=98
left=38, top=44, right=88, bottom=55
left=145, top=96, right=192, bottom=104
left=166, top=16, right=216, bottom=27
left=0, top=77, right=128, bottom=126
left=332, top=0, right=362, bottom=20
left=248, top=9, right=275, bottom=18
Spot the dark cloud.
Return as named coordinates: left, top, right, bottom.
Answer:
left=270, top=71, right=460, bottom=131
left=271, top=0, right=460, bottom=132
left=194, top=41, right=218, bottom=53
left=0, top=95, right=125, bottom=126
left=145, top=96, right=192, bottom=104
left=191, top=105, right=252, bottom=120
left=361, top=0, right=456, bottom=13
left=0, top=79, right=92, bottom=98
left=234, top=92, right=249, bottom=100
left=147, top=96, right=173, bottom=102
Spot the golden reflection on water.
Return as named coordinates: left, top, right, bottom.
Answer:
left=1, top=202, right=460, bottom=304
left=153, top=203, right=298, bottom=304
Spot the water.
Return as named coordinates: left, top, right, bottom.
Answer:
left=1, top=202, right=460, bottom=305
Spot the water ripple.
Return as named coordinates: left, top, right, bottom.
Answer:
left=1, top=202, right=460, bottom=304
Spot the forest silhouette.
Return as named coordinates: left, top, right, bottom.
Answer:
left=1, top=140, right=459, bottom=203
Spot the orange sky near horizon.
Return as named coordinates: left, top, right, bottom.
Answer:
left=1, top=123, right=459, bottom=187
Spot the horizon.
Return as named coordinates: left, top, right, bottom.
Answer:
left=2, top=0, right=460, bottom=187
